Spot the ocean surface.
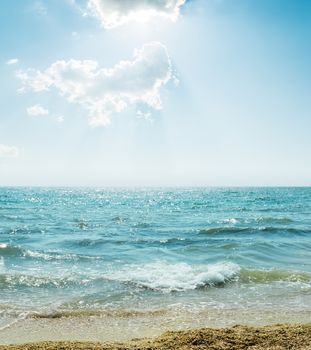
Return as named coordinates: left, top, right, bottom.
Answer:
left=0, top=187, right=310, bottom=341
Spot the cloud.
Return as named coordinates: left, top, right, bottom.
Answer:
left=26, top=104, right=49, bottom=116
left=17, top=42, right=175, bottom=127
left=0, top=144, right=19, bottom=158
left=6, top=58, right=18, bottom=65
left=55, top=115, right=64, bottom=123
left=86, top=0, right=186, bottom=28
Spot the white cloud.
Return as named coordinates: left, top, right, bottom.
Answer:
left=86, top=0, right=186, bottom=28
left=6, top=58, right=18, bottom=65
left=17, top=42, right=175, bottom=127
left=55, top=115, right=64, bottom=123
left=26, top=104, right=49, bottom=116
left=17, top=70, right=53, bottom=93
left=0, top=144, right=19, bottom=158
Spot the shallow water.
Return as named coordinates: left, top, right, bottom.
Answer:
left=0, top=187, right=310, bottom=340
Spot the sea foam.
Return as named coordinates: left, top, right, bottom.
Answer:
left=104, top=261, right=241, bottom=292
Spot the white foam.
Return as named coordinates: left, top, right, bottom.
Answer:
left=104, top=261, right=240, bottom=292
left=23, top=249, right=84, bottom=261
left=224, top=218, right=238, bottom=224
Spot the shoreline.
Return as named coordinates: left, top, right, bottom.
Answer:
left=1, top=324, right=310, bottom=349
left=1, top=308, right=310, bottom=345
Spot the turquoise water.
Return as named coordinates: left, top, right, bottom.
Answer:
left=0, top=187, right=311, bottom=331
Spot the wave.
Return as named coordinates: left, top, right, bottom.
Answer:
left=0, top=259, right=310, bottom=291
left=0, top=262, right=241, bottom=291
left=27, top=308, right=166, bottom=319
left=102, top=262, right=311, bottom=292
left=199, top=226, right=310, bottom=235
left=0, top=272, right=79, bottom=288
left=257, top=226, right=310, bottom=234
left=102, top=262, right=241, bottom=292
left=223, top=218, right=239, bottom=224
left=255, top=216, right=294, bottom=224
left=199, top=227, right=249, bottom=235
left=0, top=226, right=44, bottom=235
left=0, top=307, right=168, bottom=331
left=0, top=243, right=99, bottom=261
left=240, top=268, right=311, bottom=283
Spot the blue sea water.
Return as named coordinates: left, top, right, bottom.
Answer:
left=0, top=187, right=310, bottom=333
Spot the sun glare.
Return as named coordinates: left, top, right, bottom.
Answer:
left=128, top=9, right=178, bottom=24
left=101, top=9, right=180, bottom=29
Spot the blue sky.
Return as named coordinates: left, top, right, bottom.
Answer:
left=0, top=0, right=310, bottom=186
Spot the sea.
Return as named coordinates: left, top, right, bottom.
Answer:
left=0, top=187, right=310, bottom=342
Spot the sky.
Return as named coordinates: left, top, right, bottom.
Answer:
left=0, top=0, right=310, bottom=186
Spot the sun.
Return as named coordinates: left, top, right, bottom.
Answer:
left=129, top=9, right=175, bottom=24
left=103, top=9, right=179, bottom=29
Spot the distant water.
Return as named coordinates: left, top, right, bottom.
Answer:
left=0, top=187, right=310, bottom=333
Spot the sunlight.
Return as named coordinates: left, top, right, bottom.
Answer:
left=128, top=9, right=178, bottom=24
left=105, top=9, right=179, bottom=28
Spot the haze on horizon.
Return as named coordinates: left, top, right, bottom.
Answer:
left=0, top=0, right=310, bottom=187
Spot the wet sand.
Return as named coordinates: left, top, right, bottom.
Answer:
left=1, top=324, right=310, bottom=350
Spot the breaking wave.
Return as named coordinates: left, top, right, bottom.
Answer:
left=0, top=261, right=310, bottom=292
left=103, top=262, right=241, bottom=292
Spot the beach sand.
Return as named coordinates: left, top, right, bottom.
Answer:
left=1, top=324, right=310, bottom=350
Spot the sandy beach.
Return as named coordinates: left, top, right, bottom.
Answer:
left=1, top=324, right=310, bottom=350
